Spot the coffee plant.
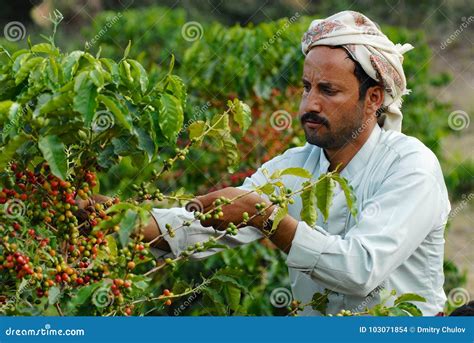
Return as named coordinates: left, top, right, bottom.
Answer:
left=0, top=20, right=257, bottom=315
left=289, top=289, right=427, bottom=317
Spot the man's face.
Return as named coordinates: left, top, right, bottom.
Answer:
left=299, top=46, right=366, bottom=149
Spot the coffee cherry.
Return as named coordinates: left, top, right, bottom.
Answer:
left=114, top=278, right=124, bottom=287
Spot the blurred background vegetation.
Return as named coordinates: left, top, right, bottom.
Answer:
left=1, top=0, right=472, bottom=315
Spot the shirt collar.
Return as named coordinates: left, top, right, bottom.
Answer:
left=318, top=124, right=382, bottom=177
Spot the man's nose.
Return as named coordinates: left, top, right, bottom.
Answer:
left=302, top=92, right=322, bottom=114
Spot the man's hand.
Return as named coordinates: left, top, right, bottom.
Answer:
left=76, top=194, right=112, bottom=211
left=190, top=187, right=273, bottom=230
left=192, top=187, right=298, bottom=253
left=74, top=194, right=113, bottom=226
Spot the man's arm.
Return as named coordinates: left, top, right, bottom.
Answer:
left=143, top=215, right=170, bottom=251
left=194, top=187, right=300, bottom=253
left=283, top=168, right=449, bottom=296
left=143, top=147, right=307, bottom=258
left=267, top=215, right=298, bottom=253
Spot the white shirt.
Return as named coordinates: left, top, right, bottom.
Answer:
left=152, top=125, right=451, bottom=316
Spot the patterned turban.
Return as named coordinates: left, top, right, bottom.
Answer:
left=301, top=11, right=414, bottom=132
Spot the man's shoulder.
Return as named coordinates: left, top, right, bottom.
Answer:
left=379, top=129, right=442, bottom=176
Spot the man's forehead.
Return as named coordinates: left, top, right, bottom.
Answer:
left=303, top=46, right=355, bottom=83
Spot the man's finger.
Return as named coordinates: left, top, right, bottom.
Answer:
left=199, top=217, right=225, bottom=230
left=196, top=194, right=216, bottom=209
left=91, top=194, right=112, bottom=203
left=185, top=198, right=206, bottom=213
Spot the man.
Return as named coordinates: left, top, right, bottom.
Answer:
left=144, top=11, right=451, bottom=315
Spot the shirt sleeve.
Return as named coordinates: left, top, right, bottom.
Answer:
left=286, top=168, right=450, bottom=297
left=150, top=163, right=274, bottom=259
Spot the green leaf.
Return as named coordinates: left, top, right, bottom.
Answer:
left=118, top=209, right=138, bottom=247
left=159, top=93, right=184, bottom=141
left=311, top=291, right=329, bottom=314
left=15, top=57, right=43, bottom=85
left=188, top=120, right=206, bottom=143
left=12, top=52, right=31, bottom=74
left=225, top=284, right=241, bottom=311
left=46, top=56, right=60, bottom=85
left=369, top=303, right=388, bottom=316
left=300, top=181, right=317, bottom=227
left=206, top=114, right=239, bottom=171
left=211, top=112, right=230, bottom=131
left=38, top=135, right=68, bottom=180
left=97, top=94, right=132, bottom=130
left=119, top=60, right=134, bottom=86
left=97, top=144, right=116, bottom=169
left=166, top=75, right=187, bottom=105
left=271, top=167, right=312, bottom=179
left=212, top=274, right=245, bottom=290
left=395, top=302, right=423, bottom=316
left=2, top=103, right=22, bottom=138
left=0, top=101, right=14, bottom=124
left=48, top=286, right=61, bottom=305
left=378, top=288, right=396, bottom=307
left=231, top=99, right=251, bottom=134
left=387, top=307, right=410, bottom=316
left=39, top=92, right=72, bottom=114
left=167, top=54, right=175, bottom=75
left=89, top=68, right=104, bottom=89
left=134, top=127, right=155, bottom=161
left=332, top=175, right=357, bottom=217
left=106, top=202, right=136, bottom=214
left=31, top=43, right=59, bottom=56
left=105, top=234, right=118, bottom=258
left=260, top=183, right=275, bottom=195
left=315, top=176, right=335, bottom=222
left=112, top=136, right=136, bottom=156
left=73, top=72, right=98, bottom=126
left=214, top=129, right=239, bottom=173
left=100, top=58, right=120, bottom=85
left=271, top=206, right=288, bottom=231
left=394, top=293, right=426, bottom=306
left=130, top=275, right=151, bottom=291
left=62, top=51, right=83, bottom=81
left=128, top=60, right=148, bottom=93
left=203, top=287, right=225, bottom=306
left=69, top=283, right=101, bottom=308
left=0, top=100, right=14, bottom=114
left=123, top=40, right=131, bottom=60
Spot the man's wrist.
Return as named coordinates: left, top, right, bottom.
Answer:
left=268, top=215, right=298, bottom=253
left=260, top=205, right=280, bottom=236
left=251, top=204, right=276, bottom=230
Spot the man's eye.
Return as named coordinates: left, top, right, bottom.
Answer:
left=322, top=87, right=337, bottom=95
left=303, top=83, right=310, bottom=92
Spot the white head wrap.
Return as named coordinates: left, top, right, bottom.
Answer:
left=301, top=11, right=413, bottom=132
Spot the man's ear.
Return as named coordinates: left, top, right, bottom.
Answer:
left=365, top=85, right=384, bottom=115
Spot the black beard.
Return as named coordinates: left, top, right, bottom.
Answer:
left=301, top=111, right=364, bottom=149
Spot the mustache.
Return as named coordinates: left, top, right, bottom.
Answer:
left=300, top=112, right=330, bottom=128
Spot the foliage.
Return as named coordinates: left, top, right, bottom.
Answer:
left=443, top=260, right=468, bottom=295
left=81, top=6, right=189, bottom=69
left=444, top=159, right=474, bottom=200
left=290, top=289, right=427, bottom=316
left=0, top=30, right=252, bottom=315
